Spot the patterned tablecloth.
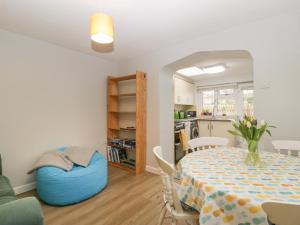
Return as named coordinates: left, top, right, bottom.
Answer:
left=178, top=147, right=300, bottom=225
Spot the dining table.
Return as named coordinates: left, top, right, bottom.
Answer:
left=177, top=147, right=300, bottom=225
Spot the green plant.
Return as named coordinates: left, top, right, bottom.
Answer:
left=228, top=115, right=275, bottom=152
left=202, top=108, right=210, bottom=113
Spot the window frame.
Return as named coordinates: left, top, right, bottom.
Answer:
left=241, top=85, right=254, bottom=116
left=197, top=82, right=254, bottom=117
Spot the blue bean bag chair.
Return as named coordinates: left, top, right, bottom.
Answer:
left=36, top=149, right=107, bottom=206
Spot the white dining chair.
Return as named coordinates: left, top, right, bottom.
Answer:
left=188, top=137, right=229, bottom=152
left=272, top=140, right=300, bottom=156
left=262, top=202, right=300, bottom=225
left=153, top=146, right=199, bottom=225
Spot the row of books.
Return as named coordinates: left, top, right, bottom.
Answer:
left=107, top=145, right=136, bottom=168
left=107, top=146, right=121, bottom=163
left=109, top=138, right=136, bottom=150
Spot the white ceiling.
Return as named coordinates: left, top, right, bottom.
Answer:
left=171, top=50, right=253, bottom=81
left=0, top=0, right=299, bottom=63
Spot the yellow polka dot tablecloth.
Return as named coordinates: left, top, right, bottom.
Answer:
left=178, top=148, right=300, bottom=225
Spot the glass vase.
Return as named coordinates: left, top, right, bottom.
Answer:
left=245, top=140, right=264, bottom=167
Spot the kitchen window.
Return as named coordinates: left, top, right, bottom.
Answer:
left=202, top=90, right=215, bottom=113
left=217, top=88, right=236, bottom=116
left=242, top=88, right=254, bottom=116
left=198, top=83, right=254, bottom=117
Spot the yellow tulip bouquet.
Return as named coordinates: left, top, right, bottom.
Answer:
left=228, top=115, right=275, bottom=166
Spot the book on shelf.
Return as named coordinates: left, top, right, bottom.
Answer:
left=107, top=138, right=136, bottom=168
left=107, top=146, right=112, bottom=161
left=107, top=146, right=121, bottom=163
left=108, top=138, right=136, bottom=150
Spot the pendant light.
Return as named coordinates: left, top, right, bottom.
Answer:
left=90, top=13, right=114, bottom=44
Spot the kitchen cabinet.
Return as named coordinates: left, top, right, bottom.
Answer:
left=198, top=120, right=235, bottom=147
left=198, top=120, right=211, bottom=137
left=174, top=77, right=195, bottom=105
left=211, top=121, right=235, bottom=147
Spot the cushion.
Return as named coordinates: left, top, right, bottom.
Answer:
left=0, top=197, right=44, bottom=225
left=0, top=196, right=16, bottom=205
left=36, top=151, right=107, bottom=206
left=0, top=176, right=15, bottom=198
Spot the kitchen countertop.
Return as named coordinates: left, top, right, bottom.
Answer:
left=175, top=117, right=234, bottom=123
left=198, top=118, right=234, bottom=122
left=175, top=118, right=198, bottom=122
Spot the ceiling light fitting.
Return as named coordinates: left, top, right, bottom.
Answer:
left=176, top=65, right=226, bottom=76
left=176, top=67, right=205, bottom=77
left=90, top=13, right=114, bottom=44
left=203, top=65, right=225, bottom=74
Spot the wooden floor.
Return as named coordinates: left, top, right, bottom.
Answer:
left=18, top=166, right=182, bottom=225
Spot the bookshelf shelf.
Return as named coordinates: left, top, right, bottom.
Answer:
left=109, top=144, right=135, bottom=151
left=108, top=161, right=136, bottom=173
left=109, top=93, right=136, bottom=97
left=109, top=74, right=136, bottom=82
left=107, top=71, right=146, bottom=175
left=120, top=127, right=136, bottom=131
left=108, top=111, right=136, bottom=114
left=108, top=127, right=136, bottom=131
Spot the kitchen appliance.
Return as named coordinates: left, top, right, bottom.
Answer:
left=190, top=120, right=199, bottom=139
left=187, top=111, right=197, bottom=118
left=174, top=122, right=184, bottom=163
left=174, top=122, right=190, bottom=163
left=174, top=122, right=185, bottom=130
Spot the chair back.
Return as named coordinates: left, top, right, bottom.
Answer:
left=262, top=202, right=300, bottom=225
left=272, top=140, right=300, bottom=156
left=153, top=146, right=183, bottom=213
left=188, top=137, right=229, bottom=152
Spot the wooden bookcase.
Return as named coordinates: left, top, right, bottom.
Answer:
left=107, top=71, right=146, bottom=174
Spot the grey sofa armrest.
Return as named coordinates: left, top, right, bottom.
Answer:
left=0, top=197, right=44, bottom=225
left=0, top=154, right=2, bottom=176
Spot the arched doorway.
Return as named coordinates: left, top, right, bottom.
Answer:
left=159, top=50, right=253, bottom=163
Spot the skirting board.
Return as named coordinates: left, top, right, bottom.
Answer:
left=14, top=182, right=36, bottom=195
left=145, top=165, right=160, bottom=175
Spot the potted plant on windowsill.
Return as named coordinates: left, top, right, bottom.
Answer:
left=228, top=115, right=275, bottom=166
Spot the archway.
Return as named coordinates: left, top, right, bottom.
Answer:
left=159, top=50, right=253, bottom=163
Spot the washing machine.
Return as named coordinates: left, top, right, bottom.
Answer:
left=190, top=120, right=199, bottom=139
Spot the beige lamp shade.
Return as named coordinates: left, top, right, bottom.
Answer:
left=90, top=13, right=114, bottom=44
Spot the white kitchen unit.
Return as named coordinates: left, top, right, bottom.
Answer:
left=174, top=77, right=195, bottom=105
left=198, top=120, right=235, bottom=147
left=198, top=120, right=211, bottom=136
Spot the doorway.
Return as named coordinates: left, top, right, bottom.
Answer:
left=163, top=50, right=254, bottom=163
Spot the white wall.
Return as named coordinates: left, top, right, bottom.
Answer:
left=0, top=29, right=118, bottom=187
left=120, top=12, right=300, bottom=168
